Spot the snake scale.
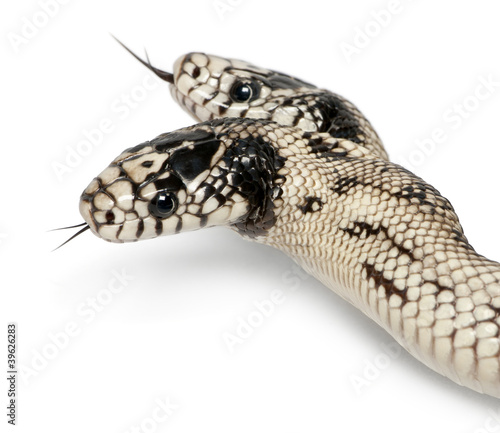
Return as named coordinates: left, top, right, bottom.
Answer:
left=76, top=48, right=500, bottom=398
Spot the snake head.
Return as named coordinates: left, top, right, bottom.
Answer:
left=79, top=118, right=286, bottom=243
left=169, top=52, right=317, bottom=124
left=113, top=40, right=321, bottom=131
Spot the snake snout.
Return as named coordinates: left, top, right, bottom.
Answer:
left=172, top=52, right=208, bottom=84
left=79, top=195, right=97, bottom=234
left=78, top=176, right=124, bottom=241
left=79, top=173, right=153, bottom=243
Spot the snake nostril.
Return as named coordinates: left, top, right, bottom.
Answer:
left=105, top=210, right=115, bottom=224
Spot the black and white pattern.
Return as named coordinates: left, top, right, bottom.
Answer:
left=117, top=47, right=389, bottom=160
left=79, top=52, right=500, bottom=399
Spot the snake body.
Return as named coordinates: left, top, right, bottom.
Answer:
left=78, top=51, right=500, bottom=398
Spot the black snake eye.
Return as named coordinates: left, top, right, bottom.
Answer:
left=149, top=192, right=177, bottom=218
left=230, top=81, right=259, bottom=103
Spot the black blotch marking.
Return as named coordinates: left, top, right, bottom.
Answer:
left=192, top=66, right=200, bottom=78
left=115, top=224, right=123, bottom=240
left=299, top=196, right=324, bottom=214
left=331, top=176, right=361, bottom=195
left=307, top=137, right=325, bottom=147
left=227, top=67, right=316, bottom=90
left=364, top=263, right=406, bottom=302
left=341, top=221, right=454, bottom=304
left=276, top=92, right=365, bottom=146
left=230, top=172, right=245, bottom=187
left=125, top=141, right=151, bottom=153
left=141, top=161, right=153, bottom=168
left=202, top=184, right=216, bottom=201
left=452, top=228, right=474, bottom=251
left=219, top=133, right=286, bottom=238
left=153, top=174, right=184, bottom=192
left=169, top=140, right=221, bottom=182
left=267, top=74, right=315, bottom=90
left=306, top=136, right=351, bottom=160
left=292, top=109, right=304, bottom=127
left=136, top=219, right=144, bottom=238
left=153, top=129, right=214, bottom=152
left=341, top=222, right=384, bottom=239
left=321, top=95, right=364, bottom=143
left=105, top=210, right=114, bottom=224
left=393, top=181, right=453, bottom=214
left=218, top=103, right=229, bottom=116
left=155, top=219, right=162, bottom=236
left=175, top=219, right=183, bottom=234
left=203, top=91, right=219, bottom=105
left=215, top=194, right=226, bottom=207
left=200, top=215, right=208, bottom=228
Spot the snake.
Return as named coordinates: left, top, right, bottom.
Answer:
left=75, top=49, right=500, bottom=398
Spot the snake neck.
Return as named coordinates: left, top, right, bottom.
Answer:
left=259, top=142, right=500, bottom=397
left=268, top=91, right=388, bottom=161
left=171, top=82, right=388, bottom=162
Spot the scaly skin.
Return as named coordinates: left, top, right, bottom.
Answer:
left=115, top=43, right=388, bottom=160
left=79, top=118, right=500, bottom=398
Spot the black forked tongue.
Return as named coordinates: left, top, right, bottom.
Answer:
left=50, top=222, right=90, bottom=252
left=111, top=35, right=174, bottom=84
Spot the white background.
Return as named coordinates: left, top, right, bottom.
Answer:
left=2, top=0, right=500, bottom=432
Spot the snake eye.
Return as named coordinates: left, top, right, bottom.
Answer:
left=149, top=192, right=177, bottom=219
left=230, top=81, right=259, bottom=103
